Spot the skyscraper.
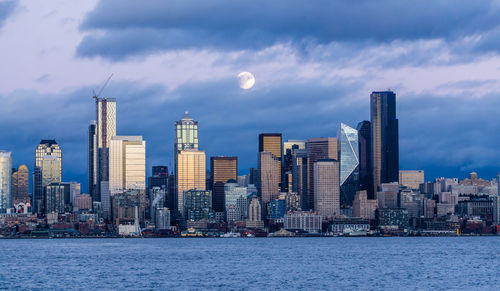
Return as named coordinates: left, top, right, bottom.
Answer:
left=357, top=120, right=373, bottom=199
left=176, top=150, right=206, bottom=216
left=109, top=136, right=146, bottom=194
left=88, top=121, right=97, bottom=202
left=313, top=159, right=340, bottom=218
left=339, top=123, right=359, bottom=207
left=12, top=164, right=29, bottom=205
left=371, top=91, right=399, bottom=194
left=258, top=151, right=280, bottom=208
left=259, top=133, right=282, bottom=189
left=94, top=97, right=116, bottom=203
left=0, top=151, right=12, bottom=212
left=33, top=140, right=62, bottom=214
left=307, top=137, right=338, bottom=212
left=210, top=156, right=237, bottom=213
left=291, top=148, right=308, bottom=210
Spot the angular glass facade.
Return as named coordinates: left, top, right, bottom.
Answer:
left=0, top=151, right=12, bottom=211
left=339, top=123, right=359, bottom=207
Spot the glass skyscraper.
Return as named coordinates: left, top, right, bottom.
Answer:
left=109, top=136, right=146, bottom=194
left=339, top=123, right=359, bottom=207
left=0, top=151, right=12, bottom=212
left=33, top=140, right=62, bottom=215
left=357, top=120, right=373, bottom=199
left=370, top=91, right=399, bottom=193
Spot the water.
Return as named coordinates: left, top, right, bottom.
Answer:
left=1, top=237, right=499, bottom=290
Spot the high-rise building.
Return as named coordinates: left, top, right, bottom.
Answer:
left=246, top=194, right=264, bottom=228
left=12, top=164, right=29, bottom=205
left=175, top=112, right=199, bottom=152
left=339, top=123, right=359, bottom=207
left=352, top=190, right=377, bottom=220
left=210, top=156, right=237, bottom=213
left=88, top=121, right=97, bottom=202
left=183, top=189, right=213, bottom=221
left=60, top=182, right=80, bottom=210
left=224, top=181, right=247, bottom=222
left=283, top=140, right=306, bottom=192
left=259, top=133, right=282, bottom=189
left=109, top=136, right=146, bottom=194
left=94, top=98, right=117, bottom=203
left=33, top=140, right=62, bottom=215
left=176, top=150, right=206, bottom=215
left=258, top=151, right=280, bottom=208
left=371, top=91, right=399, bottom=193
left=148, top=166, right=168, bottom=204
left=357, top=121, right=373, bottom=199
left=307, top=137, right=338, bottom=211
left=0, top=151, right=12, bottom=212
left=291, top=148, right=308, bottom=210
left=45, top=183, right=65, bottom=214
left=313, top=159, right=340, bottom=218
left=399, top=170, right=425, bottom=190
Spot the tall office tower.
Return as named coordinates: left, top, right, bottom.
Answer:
left=292, top=148, right=308, bottom=210
left=33, top=140, right=62, bottom=214
left=176, top=150, right=206, bottom=215
left=12, top=164, right=29, bottom=205
left=148, top=166, right=168, bottom=202
left=224, top=181, right=248, bottom=222
left=88, top=121, right=97, bottom=202
left=338, top=123, right=359, bottom=207
left=283, top=140, right=306, bottom=192
left=249, top=168, right=259, bottom=185
left=258, top=151, right=280, bottom=208
left=0, top=151, right=12, bottom=212
left=371, top=91, right=399, bottom=194
left=94, top=97, right=116, bottom=202
left=210, top=156, right=237, bottom=213
left=183, top=189, right=213, bottom=221
left=357, top=121, right=373, bottom=199
left=399, top=170, right=424, bottom=190
left=246, top=194, right=264, bottom=228
left=259, top=133, right=282, bottom=189
left=60, top=182, right=81, bottom=209
left=109, top=136, right=146, bottom=194
left=313, top=159, right=340, bottom=218
left=307, top=137, right=338, bottom=212
left=174, top=112, right=199, bottom=215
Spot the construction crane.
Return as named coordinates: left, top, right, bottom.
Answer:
left=93, top=73, right=114, bottom=100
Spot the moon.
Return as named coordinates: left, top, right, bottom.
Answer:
left=238, top=71, right=255, bottom=90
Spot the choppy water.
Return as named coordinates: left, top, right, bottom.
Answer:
left=1, top=237, right=499, bottom=290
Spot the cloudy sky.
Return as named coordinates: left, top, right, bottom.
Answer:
left=1, top=0, right=500, bottom=192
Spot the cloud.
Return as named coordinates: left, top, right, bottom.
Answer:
left=0, top=0, right=17, bottom=28
left=77, top=0, right=500, bottom=60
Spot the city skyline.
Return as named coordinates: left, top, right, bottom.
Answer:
left=3, top=1, right=500, bottom=193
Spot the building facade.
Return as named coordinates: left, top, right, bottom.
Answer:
left=211, top=156, right=237, bottom=213
left=357, top=120, right=373, bottom=199
left=12, top=164, right=29, bottom=205
left=339, top=123, right=359, bottom=207
left=33, top=140, right=62, bottom=215
left=399, top=170, right=425, bottom=190
left=259, top=133, right=282, bottom=190
left=313, top=159, right=340, bottom=218
left=0, top=152, right=12, bottom=212
left=258, top=151, right=281, bottom=207
left=177, top=150, right=206, bottom=215
left=371, top=91, right=399, bottom=194
left=109, top=136, right=146, bottom=194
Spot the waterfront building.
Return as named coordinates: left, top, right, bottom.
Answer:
left=211, top=156, right=237, bottom=213
left=111, top=189, right=147, bottom=225
left=283, top=211, right=322, bottom=233
left=224, top=181, right=247, bottom=222
left=183, top=189, right=213, bottom=221
left=176, top=150, right=206, bottom=216
left=399, top=170, right=424, bottom=190
left=357, top=120, right=373, bottom=199
left=246, top=194, right=264, bottom=228
left=155, top=207, right=171, bottom=229
left=307, top=137, right=338, bottom=212
left=269, top=198, right=286, bottom=219
left=371, top=91, right=399, bottom=193
left=12, top=164, right=29, bottom=205
left=352, top=190, right=378, bottom=220
left=339, top=123, right=359, bottom=207
left=457, top=198, right=494, bottom=221
left=150, top=186, right=166, bottom=225
left=109, top=136, right=146, bottom=194
left=330, top=217, right=370, bottom=234
left=258, top=151, right=280, bottom=206
left=399, top=189, right=423, bottom=219
left=0, top=152, right=12, bottom=212
left=376, top=208, right=409, bottom=231
left=33, top=140, right=62, bottom=214
left=313, top=159, right=340, bottom=218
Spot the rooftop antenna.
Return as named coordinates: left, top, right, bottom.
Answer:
left=93, top=74, right=114, bottom=100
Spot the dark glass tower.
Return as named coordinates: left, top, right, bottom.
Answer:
left=370, top=91, right=399, bottom=194
left=88, top=121, right=97, bottom=201
left=357, top=120, right=373, bottom=199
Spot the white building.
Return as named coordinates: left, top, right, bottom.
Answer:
left=109, top=136, right=146, bottom=194
left=284, top=211, right=322, bottom=233
left=224, top=182, right=248, bottom=222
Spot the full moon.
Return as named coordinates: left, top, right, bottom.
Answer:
left=238, top=71, right=255, bottom=90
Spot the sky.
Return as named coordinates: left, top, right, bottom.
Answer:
left=2, top=0, right=500, bottom=193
